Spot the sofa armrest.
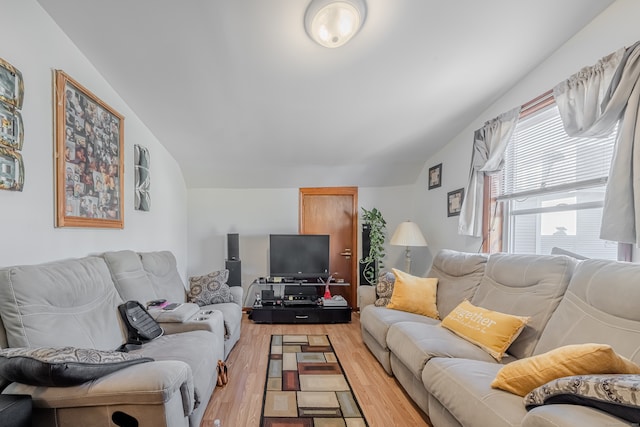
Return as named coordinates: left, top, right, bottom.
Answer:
left=159, top=309, right=225, bottom=342
left=523, top=404, right=631, bottom=427
left=3, top=360, right=196, bottom=417
left=358, top=285, right=376, bottom=310
left=230, top=286, right=243, bottom=307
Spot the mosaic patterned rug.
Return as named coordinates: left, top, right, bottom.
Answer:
left=260, top=334, right=369, bottom=427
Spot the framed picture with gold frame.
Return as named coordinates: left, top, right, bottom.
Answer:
left=54, top=70, right=124, bottom=228
left=0, top=102, right=23, bottom=150
left=0, top=146, right=24, bottom=191
left=0, top=58, right=24, bottom=109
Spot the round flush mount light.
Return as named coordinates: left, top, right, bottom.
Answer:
left=304, top=0, right=367, bottom=48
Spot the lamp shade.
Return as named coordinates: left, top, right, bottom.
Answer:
left=390, top=221, right=428, bottom=247
left=305, top=0, right=366, bottom=48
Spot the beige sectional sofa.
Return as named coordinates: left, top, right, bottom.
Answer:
left=0, top=250, right=243, bottom=427
left=359, top=249, right=640, bottom=427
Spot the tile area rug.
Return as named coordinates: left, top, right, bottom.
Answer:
left=260, top=334, right=369, bottom=427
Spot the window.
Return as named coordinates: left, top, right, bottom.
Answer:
left=484, top=97, right=623, bottom=260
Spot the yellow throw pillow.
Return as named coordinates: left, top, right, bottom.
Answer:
left=440, top=300, right=529, bottom=361
left=386, top=269, right=439, bottom=319
left=491, top=343, right=640, bottom=396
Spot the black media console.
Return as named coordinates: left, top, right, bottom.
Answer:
left=249, top=305, right=351, bottom=324
left=248, top=279, right=352, bottom=324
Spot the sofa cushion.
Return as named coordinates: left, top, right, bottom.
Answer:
left=102, top=250, right=159, bottom=304
left=188, top=270, right=233, bottom=306
left=138, top=251, right=188, bottom=303
left=133, top=329, right=221, bottom=415
left=533, top=259, right=640, bottom=363
left=492, top=343, right=640, bottom=396
left=374, top=271, right=395, bottom=307
left=360, top=306, right=439, bottom=352
left=387, top=269, right=439, bottom=319
left=0, top=256, right=125, bottom=350
left=469, top=253, right=575, bottom=359
left=0, top=347, right=153, bottom=387
left=428, top=249, right=488, bottom=318
left=524, top=374, right=640, bottom=423
left=441, top=300, right=529, bottom=361
left=387, top=322, right=510, bottom=379
left=423, top=357, right=528, bottom=427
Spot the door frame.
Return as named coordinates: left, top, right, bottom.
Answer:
left=299, top=187, right=359, bottom=308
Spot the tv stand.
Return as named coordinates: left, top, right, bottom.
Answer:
left=249, top=304, right=351, bottom=324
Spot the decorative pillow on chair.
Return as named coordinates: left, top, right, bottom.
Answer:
left=386, top=269, right=439, bottom=319
left=188, top=269, right=233, bottom=306
left=525, top=374, right=640, bottom=423
left=374, top=271, right=395, bottom=307
left=0, top=347, right=153, bottom=387
left=441, top=300, right=529, bottom=361
left=491, top=343, right=640, bottom=396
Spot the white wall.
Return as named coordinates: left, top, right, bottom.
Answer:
left=0, top=1, right=188, bottom=273
left=187, top=185, right=415, bottom=300
left=414, top=0, right=640, bottom=261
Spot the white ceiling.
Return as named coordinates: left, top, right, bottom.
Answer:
left=36, top=0, right=615, bottom=189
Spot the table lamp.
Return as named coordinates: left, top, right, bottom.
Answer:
left=390, top=221, right=428, bottom=273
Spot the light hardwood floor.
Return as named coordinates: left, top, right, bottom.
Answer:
left=200, top=313, right=432, bottom=427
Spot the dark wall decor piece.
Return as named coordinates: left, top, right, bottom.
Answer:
left=0, top=57, right=25, bottom=192
left=447, top=188, right=464, bottom=217
left=428, top=163, right=442, bottom=190
left=54, top=70, right=124, bottom=228
left=134, top=144, right=150, bottom=211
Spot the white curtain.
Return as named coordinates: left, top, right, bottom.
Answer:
left=553, top=42, right=640, bottom=244
left=458, top=107, right=521, bottom=237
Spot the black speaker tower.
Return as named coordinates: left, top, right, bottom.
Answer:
left=227, top=233, right=239, bottom=260
left=226, top=233, right=241, bottom=287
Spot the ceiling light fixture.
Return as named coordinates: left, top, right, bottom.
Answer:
left=304, top=0, right=366, bottom=48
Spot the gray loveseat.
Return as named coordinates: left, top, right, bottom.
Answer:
left=0, top=250, right=243, bottom=427
left=359, top=249, right=640, bottom=427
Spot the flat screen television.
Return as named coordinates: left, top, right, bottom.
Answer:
left=269, top=234, right=330, bottom=281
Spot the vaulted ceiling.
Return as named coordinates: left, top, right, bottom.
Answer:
left=36, top=0, right=615, bottom=188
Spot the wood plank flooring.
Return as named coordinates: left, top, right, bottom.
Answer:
left=200, top=313, right=432, bottom=427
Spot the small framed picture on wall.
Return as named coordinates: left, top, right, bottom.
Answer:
left=428, top=163, right=442, bottom=190
left=447, top=188, right=464, bottom=217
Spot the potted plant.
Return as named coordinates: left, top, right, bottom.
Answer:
left=360, top=207, right=387, bottom=285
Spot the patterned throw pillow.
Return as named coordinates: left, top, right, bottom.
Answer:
left=0, top=347, right=153, bottom=387
left=188, top=269, right=233, bottom=306
left=374, top=271, right=396, bottom=307
left=525, top=374, right=640, bottom=423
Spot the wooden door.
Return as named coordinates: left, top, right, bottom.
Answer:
left=299, top=187, right=358, bottom=309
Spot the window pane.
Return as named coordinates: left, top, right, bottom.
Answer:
left=496, top=100, right=619, bottom=260
left=508, top=188, right=617, bottom=260
left=502, top=105, right=615, bottom=198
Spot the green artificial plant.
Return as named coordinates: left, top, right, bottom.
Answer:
left=360, top=207, right=387, bottom=285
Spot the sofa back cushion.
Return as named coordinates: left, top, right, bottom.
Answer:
left=103, top=250, right=159, bottom=303
left=428, top=249, right=488, bottom=318
left=0, top=256, right=125, bottom=350
left=533, top=259, right=640, bottom=363
left=139, top=251, right=187, bottom=303
left=470, top=253, right=575, bottom=359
